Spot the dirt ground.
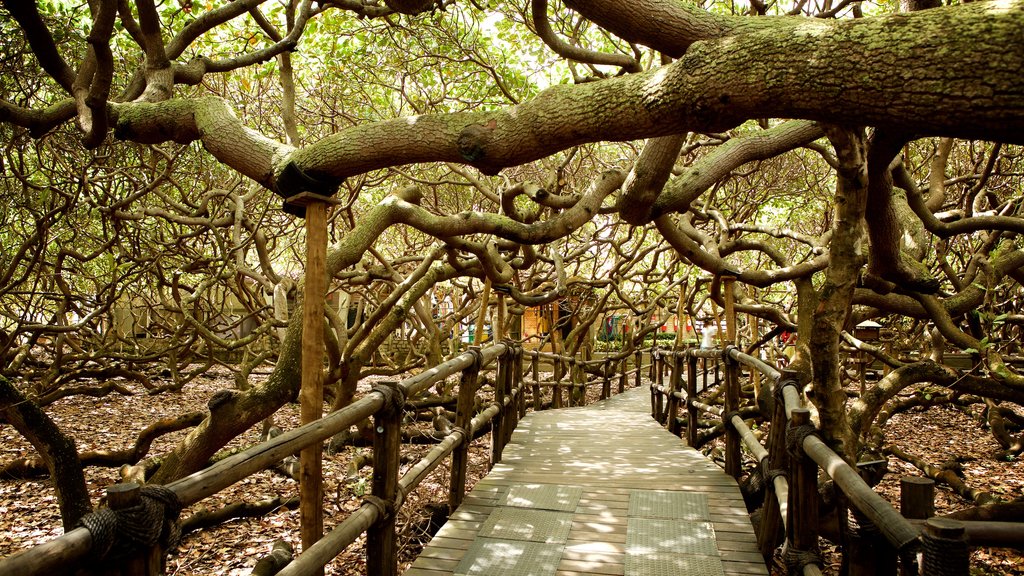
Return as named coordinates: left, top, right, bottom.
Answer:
left=1, top=366, right=1021, bottom=575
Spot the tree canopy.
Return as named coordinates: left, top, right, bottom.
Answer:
left=1, top=0, right=1024, bottom=530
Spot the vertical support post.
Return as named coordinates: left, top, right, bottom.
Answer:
left=449, top=349, right=480, bottom=512
left=666, top=353, right=683, bottom=436
left=757, top=376, right=790, bottom=562
left=367, top=382, right=402, bottom=576
left=901, top=476, right=935, bottom=519
left=723, top=276, right=737, bottom=346
left=531, top=351, right=542, bottom=411
left=618, top=358, right=626, bottom=393
left=288, top=194, right=332, bottom=569
left=724, top=350, right=741, bottom=479
left=568, top=357, right=579, bottom=406
left=634, top=349, right=642, bottom=389
left=601, top=358, right=611, bottom=400
left=686, top=352, right=699, bottom=447
left=492, top=348, right=510, bottom=467
left=787, top=408, right=820, bottom=573
left=515, top=346, right=527, bottom=420
left=652, top=351, right=663, bottom=420
left=921, top=518, right=969, bottom=576
left=552, top=356, right=563, bottom=409
left=106, top=483, right=161, bottom=576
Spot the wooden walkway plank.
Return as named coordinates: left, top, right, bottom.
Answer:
left=405, top=387, right=769, bottom=576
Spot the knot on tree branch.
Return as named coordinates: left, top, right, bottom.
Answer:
left=78, top=485, right=182, bottom=561
left=785, top=422, right=819, bottom=461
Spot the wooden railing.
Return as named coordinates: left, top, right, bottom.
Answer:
left=649, top=343, right=1024, bottom=576
left=0, top=342, right=650, bottom=576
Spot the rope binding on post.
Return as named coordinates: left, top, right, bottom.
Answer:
left=77, top=484, right=183, bottom=561
left=362, top=494, right=394, bottom=521
left=371, top=382, right=406, bottom=413
left=786, top=421, right=820, bottom=461
left=781, top=540, right=822, bottom=572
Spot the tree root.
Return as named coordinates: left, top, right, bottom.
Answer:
left=884, top=444, right=998, bottom=506
left=180, top=495, right=299, bottom=535
left=0, top=411, right=205, bottom=478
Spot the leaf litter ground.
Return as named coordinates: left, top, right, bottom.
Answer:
left=1, top=367, right=1021, bottom=575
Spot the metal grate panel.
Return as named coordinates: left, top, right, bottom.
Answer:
left=454, top=538, right=563, bottom=576
left=628, top=489, right=710, bottom=520
left=479, top=508, right=574, bottom=543
left=501, top=483, right=583, bottom=512
left=624, top=552, right=727, bottom=576
left=625, top=517, right=719, bottom=556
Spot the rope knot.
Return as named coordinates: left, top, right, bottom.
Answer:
left=372, top=383, right=406, bottom=413
left=363, top=494, right=394, bottom=520
left=78, top=484, right=183, bottom=561
left=782, top=540, right=822, bottom=571
left=786, top=422, right=819, bottom=460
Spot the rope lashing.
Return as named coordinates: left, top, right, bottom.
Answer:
left=921, top=520, right=969, bottom=576
left=781, top=540, right=822, bottom=572
left=786, top=422, right=819, bottom=461
left=372, top=383, right=406, bottom=413
left=465, top=346, right=484, bottom=374
left=765, top=468, right=787, bottom=485
left=78, top=485, right=182, bottom=560
left=723, top=410, right=743, bottom=430
left=362, top=494, right=394, bottom=521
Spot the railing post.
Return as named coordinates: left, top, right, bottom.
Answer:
left=492, top=346, right=512, bottom=466
left=106, top=483, right=162, bottom=576
left=758, top=372, right=795, bottom=562
left=653, top=351, right=665, bottom=421
left=785, top=408, right=821, bottom=575
left=724, top=348, right=741, bottom=479
left=901, top=476, right=935, bottom=520
left=552, top=356, right=564, bottom=409
left=515, top=345, right=526, bottom=420
left=666, top=353, right=683, bottom=436
left=686, top=352, right=699, bottom=447
left=449, top=349, right=480, bottom=512
left=601, top=358, right=611, bottom=400
left=531, top=351, right=542, bottom=411
left=634, top=349, right=642, bottom=389
left=569, top=357, right=580, bottom=406
left=367, top=381, right=403, bottom=576
left=921, top=518, right=969, bottom=576
left=618, top=358, right=626, bottom=393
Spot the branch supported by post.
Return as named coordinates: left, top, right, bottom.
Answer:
left=285, top=192, right=340, bottom=572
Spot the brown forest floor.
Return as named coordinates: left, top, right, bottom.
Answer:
left=0, top=366, right=1022, bottom=575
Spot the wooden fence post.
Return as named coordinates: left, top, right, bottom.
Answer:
left=553, top=356, right=564, bottom=409
left=106, top=483, right=161, bottom=576
left=531, top=351, right=542, bottom=411
left=514, top=345, right=526, bottom=420
left=449, top=348, right=480, bottom=512
left=618, top=358, right=626, bottom=393
left=921, top=518, right=969, bottom=576
left=686, top=352, right=699, bottom=447
left=367, top=381, right=403, bottom=576
left=666, top=353, right=683, bottom=436
left=634, top=349, right=642, bottom=389
left=492, top=347, right=513, bottom=466
left=786, top=408, right=821, bottom=575
left=653, top=351, right=664, bottom=421
left=901, top=476, right=935, bottom=520
left=757, top=372, right=795, bottom=562
left=724, top=348, right=741, bottom=479
left=601, top=358, right=611, bottom=400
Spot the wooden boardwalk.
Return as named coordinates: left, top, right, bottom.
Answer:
left=405, top=387, right=768, bottom=576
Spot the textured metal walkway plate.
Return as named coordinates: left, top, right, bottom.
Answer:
left=501, top=483, right=583, bottom=512
left=480, top=508, right=574, bottom=543
left=628, top=489, right=710, bottom=520
left=625, top=518, right=719, bottom=555
left=625, top=552, right=726, bottom=576
left=454, top=538, right=563, bottom=576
